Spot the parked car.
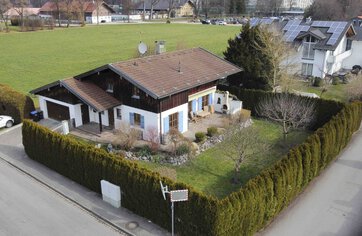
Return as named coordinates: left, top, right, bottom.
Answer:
left=218, top=20, right=227, bottom=25
left=0, top=115, right=14, bottom=128
left=200, top=19, right=210, bottom=24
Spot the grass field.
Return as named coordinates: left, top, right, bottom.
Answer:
left=139, top=119, right=310, bottom=198
left=0, top=24, right=240, bottom=95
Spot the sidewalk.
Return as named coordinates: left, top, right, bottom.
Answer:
left=0, top=125, right=169, bottom=236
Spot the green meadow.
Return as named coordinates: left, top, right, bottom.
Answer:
left=0, top=24, right=240, bottom=94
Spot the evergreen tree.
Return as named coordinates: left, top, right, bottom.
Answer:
left=224, top=23, right=273, bottom=90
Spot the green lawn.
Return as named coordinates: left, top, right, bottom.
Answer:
left=0, top=24, right=240, bottom=95
left=292, top=80, right=348, bottom=103
left=139, top=119, right=310, bottom=198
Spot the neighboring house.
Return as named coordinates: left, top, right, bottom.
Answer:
left=134, top=0, right=195, bottom=19
left=5, top=8, right=40, bottom=19
left=39, top=1, right=114, bottom=23
left=264, top=19, right=354, bottom=78
left=30, top=48, right=242, bottom=142
left=343, top=16, right=362, bottom=69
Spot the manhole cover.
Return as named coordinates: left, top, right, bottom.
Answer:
left=125, top=221, right=139, bottom=230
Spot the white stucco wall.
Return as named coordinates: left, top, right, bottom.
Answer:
left=343, top=41, right=362, bottom=69
left=160, top=103, right=188, bottom=134
left=86, top=15, right=112, bottom=24
left=312, top=50, right=328, bottom=78
left=214, top=91, right=242, bottom=114
left=38, top=96, right=83, bottom=127
left=113, top=103, right=188, bottom=140
left=89, top=108, right=109, bottom=127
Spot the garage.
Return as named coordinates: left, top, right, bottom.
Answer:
left=46, top=101, right=70, bottom=121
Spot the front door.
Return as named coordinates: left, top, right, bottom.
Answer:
left=81, top=104, right=89, bottom=125
left=108, top=108, right=114, bottom=128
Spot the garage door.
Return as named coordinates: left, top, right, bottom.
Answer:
left=46, top=101, right=70, bottom=121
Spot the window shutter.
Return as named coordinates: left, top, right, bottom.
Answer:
left=192, top=99, right=197, bottom=112
left=178, top=111, right=183, bottom=133
left=140, top=115, right=145, bottom=129
left=163, top=116, right=169, bottom=134
left=130, top=113, right=134, bottom=125
left=198, top=97, right=202, bottom=111
left=208, top=93, right=213, bottom=105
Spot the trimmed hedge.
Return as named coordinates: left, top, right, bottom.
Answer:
left=214, top=101, right=362, bottom=235
left=22, top=96, right=362, bottom=235
left=0, top=84, right=35, bottom=124
left=217, top=85, right=344, bottom=130
left=22, top=120, right=219, bottom=235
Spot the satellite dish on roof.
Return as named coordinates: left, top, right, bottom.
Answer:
left=138, top=42, right=148, bottom=55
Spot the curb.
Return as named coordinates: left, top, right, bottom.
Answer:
left=0, top=152, right=134, bottom=236
left=0, top=123, right=23, bottom=136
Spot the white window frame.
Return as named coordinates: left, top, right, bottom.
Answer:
left=302, top=63, right=313, bottom=76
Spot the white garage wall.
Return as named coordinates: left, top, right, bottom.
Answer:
left=38, top=96, right=83, bottom=127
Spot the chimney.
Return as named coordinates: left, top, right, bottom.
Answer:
left=155, top=40, right=166, bottom=54
left=306, top=17, right=312, bottom=24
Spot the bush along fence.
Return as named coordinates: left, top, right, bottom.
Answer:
left=217, top=85, right=344, bottom=130
left=213, top=101, right=362, bottom=235
left=0, top=84, right=35, bottom=124
left=22, top=120, right=219, bottom=235
left=22, top=100, right=362, bottom=236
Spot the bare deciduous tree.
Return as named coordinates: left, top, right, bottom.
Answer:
left=257, top=93, right=315, bottom=138
left=220, top=124, right=269, bottom=184
left=253, top=26, right=296, bottom=92
left=74, top=0, right=85, bottom=26
left=13, top=0, right=28, bottom=31
left=0, top=0, right=11, bottom=32
left=113, top=122, right=140, bottom=150
left=150, top=0, right=160, bottom=20
left=167, top=127, right=183, bottom=156
left=346, top=74, right=362, bottom=102
left=145, top=126, right=160, bottom=153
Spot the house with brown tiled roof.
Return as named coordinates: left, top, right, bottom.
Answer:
left=31, top=47, right=242, bottom=142
left=39, top=1, right=114, bottom=24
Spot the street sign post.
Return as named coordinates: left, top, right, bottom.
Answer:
left=160, top=181, right=188, bottom=236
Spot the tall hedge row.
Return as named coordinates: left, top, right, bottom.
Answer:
left=0, top=84, right=35, bottom=124
left=217, top=85, right=344, bottom=129
left=22, top=97, right=362, bottom=235
left=214, top=101, right=362, bottom=235
left=22, top=120, right=219, bottom=235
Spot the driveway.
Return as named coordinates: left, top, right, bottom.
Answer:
left=260, top=128, right=362, bottom=236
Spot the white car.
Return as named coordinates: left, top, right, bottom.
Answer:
left=0, top=115, right=14, bottom=128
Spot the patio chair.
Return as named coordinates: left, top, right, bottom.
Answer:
left=189, top=111, right=199, bottom=122
left=203, top=106, right=211, bottom=116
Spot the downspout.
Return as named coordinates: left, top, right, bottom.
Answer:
left=99, top=112, right=103, bottom=133
left=159, top=100, right=162, bottom=144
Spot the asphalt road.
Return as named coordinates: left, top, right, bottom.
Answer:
left=0, top=158, right=122, bottom=236
left=260, top=128, right=362, bottom=236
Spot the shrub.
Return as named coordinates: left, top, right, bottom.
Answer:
left=195, top=132, right=206, bottom=142
left=207, top=126, right=218, bottom=137
left=137, top=145, right=152, bottom=157
left=0, top=84, right=35, bottom=124
left=112, top=122, right=139, bottom=150
left=22, top=120, right=218, bottom=235
left=313, top=77, right=323, bottom=87
left=176, top=142, right=191, bottom=156
left=332, top=76, right=340, bottom=85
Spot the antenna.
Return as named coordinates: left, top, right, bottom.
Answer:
left=138, top=42, right=148, bottom=56
left=160, top=181, right=169, bottom=200
left=178, top=60, right=181, bottom=73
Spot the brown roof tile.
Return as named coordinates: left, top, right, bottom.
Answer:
left=61, top=78, right=121, bottom=111
left=110, top=48, right=241, bottom=98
